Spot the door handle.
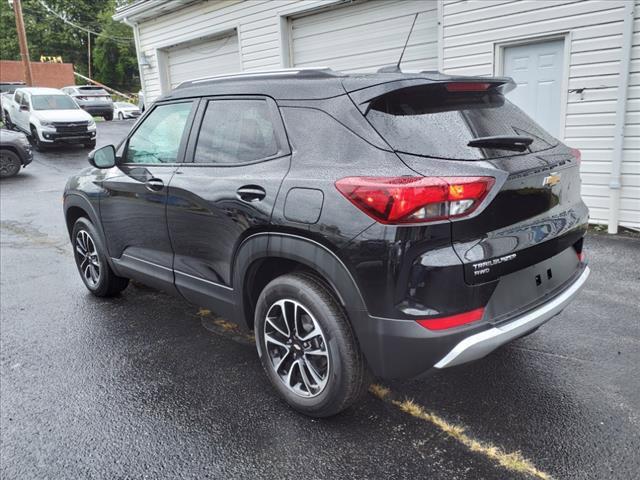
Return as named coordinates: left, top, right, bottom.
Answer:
left=145, top=177, right=164, bottom=192
left=237, top=185, right=266, bottom=202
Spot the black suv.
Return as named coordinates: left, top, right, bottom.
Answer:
left=63, top=69, right=589, bottom=417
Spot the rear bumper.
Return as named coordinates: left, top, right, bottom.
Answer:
left=354, top=264, right=590, bottom=379
left=80, top=105, right=113, bottom=115
left=434, top=265, right=590, bottom=368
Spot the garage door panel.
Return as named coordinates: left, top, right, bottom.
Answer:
left=166, top=33, right=240, bottom=88
left=292, top=0, right=435, bottom=33
left=293, top=27, right=437, bottom=65
left=291, top=0, right=438, bottom=72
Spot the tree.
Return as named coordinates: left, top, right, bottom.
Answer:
left=0, top=0, right=139, bottom=93
left=92, top=0, right=140, bottom=92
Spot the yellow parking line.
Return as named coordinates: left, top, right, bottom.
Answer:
left=196, top=309, right=551, bottom=479
left=369, top=384, right=551, bottom=480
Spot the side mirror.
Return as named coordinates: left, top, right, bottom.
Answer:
left=88, top=145, right=116, bottom=169
left=20, top=105, right=29, bottom=112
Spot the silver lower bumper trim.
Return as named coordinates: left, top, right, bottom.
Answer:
left=434, top=265, right=590, bottom=369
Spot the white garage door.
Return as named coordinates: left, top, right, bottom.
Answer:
left=290, top=0, right=438, bottom=73
left=165, top=32, right=240, bottom=89
left=503, top=39, right=565, bottom=137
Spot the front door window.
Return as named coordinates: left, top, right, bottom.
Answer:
left=125, top=102, right=194, bottom=164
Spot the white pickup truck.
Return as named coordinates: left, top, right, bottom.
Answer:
left=2, top=87, right=97, bottom=150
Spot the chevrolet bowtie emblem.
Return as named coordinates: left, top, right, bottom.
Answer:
left=543, top=173, right=561, bottom=187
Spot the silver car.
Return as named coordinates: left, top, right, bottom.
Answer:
left=61, top=86, right=114, bottom=121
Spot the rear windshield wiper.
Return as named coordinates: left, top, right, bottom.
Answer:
left=467, top=135, right=533, bottom=152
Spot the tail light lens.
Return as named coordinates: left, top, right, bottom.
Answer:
left=417, top=307, right=485, bottom=331
left=335, top=176, right=495, bottom=224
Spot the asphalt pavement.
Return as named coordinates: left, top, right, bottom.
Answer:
left=1, top=121, right=639, bottom=480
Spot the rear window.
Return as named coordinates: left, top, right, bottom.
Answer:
left=366, top=84, right=556, bottom=160
left=77, top=87, right=109, bottom=95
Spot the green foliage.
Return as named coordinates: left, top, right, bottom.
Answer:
left=0, top=0, right=139, bottom=93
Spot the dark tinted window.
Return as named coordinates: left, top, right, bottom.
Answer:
left=0, top=84, right=22, bottom=94
left=77, top=86, right=109, bottom=95
left=194, top=99, right=278, bottom=164
left=125, top=102, right=193, bottom=164
left=366, top=84, right=556, bottom=160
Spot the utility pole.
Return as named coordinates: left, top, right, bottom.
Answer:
left=10, top=0, right=34, bottom=86
left=87, top=31, right=92, bottom=79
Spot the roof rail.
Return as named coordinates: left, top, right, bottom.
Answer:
left=176, top=67, right=340, bottom=89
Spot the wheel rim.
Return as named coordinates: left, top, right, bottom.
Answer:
left=75, top=230, right=101, bottom=287
left=264, top=299, right=330, bottom=398
left=0, top=153, right=20, bottom=177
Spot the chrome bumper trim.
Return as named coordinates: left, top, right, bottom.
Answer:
left=435, top=266, right=590, bottom=369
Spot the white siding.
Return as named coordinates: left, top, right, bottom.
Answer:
left=136, top=0, right=438, bottom=101
left=621, top=2, right=640, bottom=228
left=290, top=0, right=438, bottom=72
left=442, top=0, right=638, bottom=229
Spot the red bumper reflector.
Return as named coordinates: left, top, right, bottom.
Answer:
left=417, top=307, right=485, bottom=331
left=578, top=251, right=586, bottom=262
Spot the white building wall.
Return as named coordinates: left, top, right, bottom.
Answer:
left=622, top=1, right=640, bottom=229
left=135, top=0, right=438, bottom=102
left=442, top=0, right=639, bottom=229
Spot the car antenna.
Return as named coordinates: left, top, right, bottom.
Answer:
left=378, top=13, right=419, bottom=73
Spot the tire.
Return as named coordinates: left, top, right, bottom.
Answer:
left=104, top=113, right=113, bottom=121
left=255, top=272, right=368, bottom=417
left=118, top=112, right=124, bottom=120
left=30, top=126, right=44, bottom=152
left=0, top=149, right=21, bottom=178
left=71, top=217, right=129, bottom=297
left=84, top=140, right=96, bottom=149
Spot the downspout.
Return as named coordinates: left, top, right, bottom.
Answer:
left=608, top=0, right=635, bottom=234
left=437, top=0, right=444, bottom=72
left=122, top=17, right=147, bottom=109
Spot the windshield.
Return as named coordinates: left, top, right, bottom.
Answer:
left=366, top=84, right=557, bottom=160
left=31, top=95, right=79, bottom=111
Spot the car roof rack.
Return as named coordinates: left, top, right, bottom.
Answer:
left=176, top=67, right=341, bottom=89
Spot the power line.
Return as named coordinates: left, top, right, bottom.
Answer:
left=34, top=0, right=134, bottom=44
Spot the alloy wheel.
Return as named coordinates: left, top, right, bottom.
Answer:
left=75, top=230, right=101, bottom=287
left=264, top=299, right=330, bottom=398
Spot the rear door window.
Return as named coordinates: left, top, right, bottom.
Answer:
left=193, top=99, right=279, bottom=164
left=366, top=84, right=557, bottom=160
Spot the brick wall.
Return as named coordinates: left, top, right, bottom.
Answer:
left=0, top=61, right=75, bottom=88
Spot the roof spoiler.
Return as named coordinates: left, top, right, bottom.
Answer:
left=345, top=76, right=516, bottom=113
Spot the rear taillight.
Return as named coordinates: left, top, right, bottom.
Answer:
left=570, top=148, right=581, bottom=165
left=335, top=176, right=495, bottom=224
left=417, top=307, right=485, bottom=331
left=445, top=82, right=491, bottom=92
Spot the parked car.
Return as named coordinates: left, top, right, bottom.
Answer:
left=113, top=102, right=141, bottom=120
left=0, top=81, right=26, bottom=95
left=4, top=87, right=97, bottom=150
left=63, top=68, right=590, bottom=417
left=0, top=128, right=32, bottom=178
left=61, top=85, right=114, bottom=121
left=1, top=82, right=26, bottom=123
